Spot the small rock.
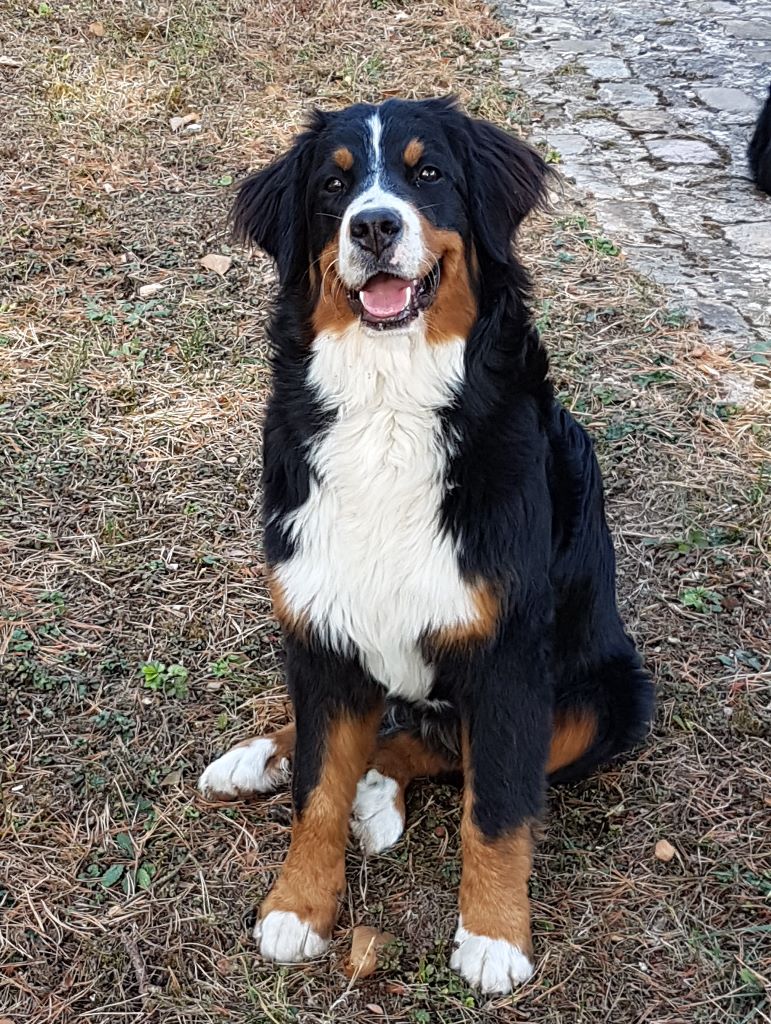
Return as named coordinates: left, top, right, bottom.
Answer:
left=579, top=55, right=631, bottom=80
left=137, top=281, right=167, bottom=298
left=644, top=138, right=719, bottom=165
left=720, top=19, right=771, bottom=41
left=690, top=299, right=751, bottom=335
left=552, top=38, right=609, bottom=54
left=616, top=108, right=672, bottom=132
left=722, top=222, right=771, bottom=258
left=654, top=839, right=676, bottom=862
left=344, top=926, right=396, bottom=980
left=598, top=82, right=658, bottom=107
left=594, top=200, right=658, bottom=236
left=170, top=112, right=200, bottom=133
left=695, top=87, right=758, bottom=113
left=199, top=253, right=232, bottom=276
left=547, top=132, right=590, bottom=157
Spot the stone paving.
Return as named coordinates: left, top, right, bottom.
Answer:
left=498, top=0, right=771, bottom=348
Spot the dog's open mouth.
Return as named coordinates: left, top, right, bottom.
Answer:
left=348, top=265, right=440, bottom=330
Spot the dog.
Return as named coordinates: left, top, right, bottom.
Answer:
left=749, top=83, right=771, bottom=195
left=198, top=97, right=654, bottom=995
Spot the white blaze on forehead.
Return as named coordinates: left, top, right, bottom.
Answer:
left=369, top=113, right=383, bottom=176
left=337, top=111, right=427, bottom=289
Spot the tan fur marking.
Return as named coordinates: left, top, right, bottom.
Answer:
left=261, top=709, right=382, bottom=937
left=547, top=712, right=597, bottom=774
left=370, top=730, right=459, bottom=818
left=418, top=214, right=477, bottom=344
left=427, top=581, right=500, bottom=651
left=333, top=146, right=354, bottom=171
left=403, top=138, right=424, bottom=167
left=459, top=734, right=533, bottom=954
left=311, top=234, right=358, bottom=335
left=268, top=572, right=309, bottom=637
left=233, top=722, right=295, bottom=757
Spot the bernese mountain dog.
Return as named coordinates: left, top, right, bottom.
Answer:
left=749, top=83, right=771, bottom=195
left=199, top=97, right=654, bottom=995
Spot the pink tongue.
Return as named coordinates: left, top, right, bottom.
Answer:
left=359, top=274, right=410, bottom=319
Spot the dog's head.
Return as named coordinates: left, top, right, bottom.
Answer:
left=233, top=97, right=549, bottom=341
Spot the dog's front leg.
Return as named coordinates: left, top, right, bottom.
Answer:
left=255, top=638, right=383, bottom=963
left=450, top=617, right=552, bottom=994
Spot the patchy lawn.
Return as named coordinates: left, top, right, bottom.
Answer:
left=1, top=2, right=769, bottom=1022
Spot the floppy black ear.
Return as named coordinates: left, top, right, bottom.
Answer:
left=465, top=119, right=551, bottom=264
left=231, top=113, right=324, bottom=282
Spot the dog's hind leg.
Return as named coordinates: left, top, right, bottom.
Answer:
left=352, top=728, right=459, bottom=855
left=198, top=723, right=296, bottom=801
left=548, top=655, right=655, bottom=786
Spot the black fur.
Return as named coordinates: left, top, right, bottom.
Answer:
left=748, top=83, right=771, bottom=195
left=283, top=636, right=381, bottom=815
left=236, top=98, right=654, bottom=838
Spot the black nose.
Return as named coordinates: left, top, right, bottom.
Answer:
left=349, top=207, right=403, bottom=256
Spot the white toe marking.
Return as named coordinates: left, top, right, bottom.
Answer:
left=351, top=769, right=405, bottom=855
left=254, top=910, right=329, bottom=963
left=450, top=919, right=534, bottom=994
left=198, top=738, right=290, bottom=799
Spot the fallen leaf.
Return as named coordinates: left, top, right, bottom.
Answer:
left=344, top=926, right=395, bottom=980
left=0, top=56, right=23, bottom=67
left=137, top=281, right=167, bottom=298
left=366, top=1006, right=384, bottom=1016
left=88, top=21, right=105, bottom=36
left=199, top=254, right=232, bottom=276
left=160, top=770, right=182, bottom=787
left=170, top=112, right=200, bottom=133
left=100, top=864, right=124, bottom=888
left=654, top=839, right=676, bottom=862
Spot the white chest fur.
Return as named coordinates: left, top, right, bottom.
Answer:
left=273, top=324, right=478, bottom=701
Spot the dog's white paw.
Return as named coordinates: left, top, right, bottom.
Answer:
left=254, top=910, right=329, bottom=963
left=450, top=921, right=534, bottom=994
left=198, top=737, right=290, bottom=800
left=350, top=769, right=404, bottom=855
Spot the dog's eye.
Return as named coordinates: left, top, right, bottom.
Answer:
left=324, top=176, right=346, bottom=194
left=417, top=166, right=442, bottom=183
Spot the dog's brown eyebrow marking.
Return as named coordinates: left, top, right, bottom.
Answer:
left=333, top=147, right=354, bottom=171
left=403, top=138, right=424, bottom=167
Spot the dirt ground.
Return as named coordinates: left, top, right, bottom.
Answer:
left=1, top=2, right=770, bottom=1022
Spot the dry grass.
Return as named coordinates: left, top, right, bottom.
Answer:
left=1, top=2, right=770, bottom=1022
